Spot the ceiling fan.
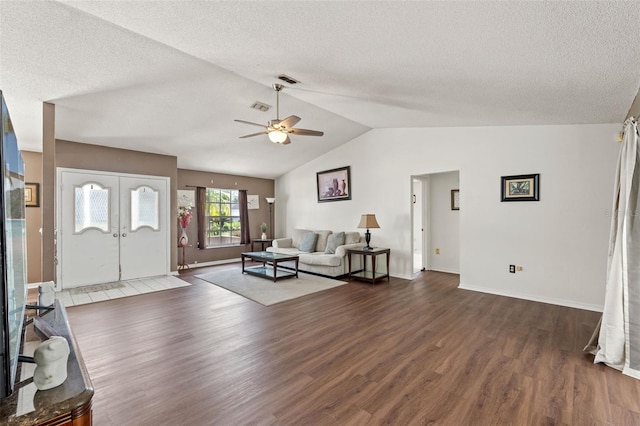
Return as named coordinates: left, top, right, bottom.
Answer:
left=235, top=84, right=324, bottom=145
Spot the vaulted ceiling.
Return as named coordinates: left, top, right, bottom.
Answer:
left=1, top=1, right=639, bottom=179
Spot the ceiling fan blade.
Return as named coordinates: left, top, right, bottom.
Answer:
left=234, top=119, right=267, bottom=128
left=239, top=131, right=267, bottom=138
left=279, top=115, right=301, bottom=129
left=289, top=128, right=324, bottom=137
left=281, top=136, right=292, bottom=145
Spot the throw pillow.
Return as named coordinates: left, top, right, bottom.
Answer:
left=315, top=230, right=332, bottom=253
left=345, top=232, right=361, bottom=245
left=292, top=229, right=312, bottom=248
left=325, top=232, right=345, bottom=254
left=298, top=232, right=319, bottom=252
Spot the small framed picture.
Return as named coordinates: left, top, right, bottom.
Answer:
left=501, top=174, right=540, bottom=202
left=451, top=189, right=460, bottom=210
left=25, top=182, right=40, bottom=207
left=317, top=166, right=351, bottom=202
left=177, top=190, right=195, bottom=208
left=247, top=195, right=259, bottom=210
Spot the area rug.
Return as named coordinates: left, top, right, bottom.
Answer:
left=194, top=269, right=347, bottom=306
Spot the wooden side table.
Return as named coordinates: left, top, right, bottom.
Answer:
left=251, top=238, right=274, bottom=252
left=178, top=244, right=192, bottom=270
left=347, top=247, right=391, bottom=284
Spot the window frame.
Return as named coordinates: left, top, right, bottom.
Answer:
left=203, top=187, right=242, bottom=248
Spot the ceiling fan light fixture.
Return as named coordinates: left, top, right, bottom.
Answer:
left=268, top=130, right=288, bottom=143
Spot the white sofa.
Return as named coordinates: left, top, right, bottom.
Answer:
left=267, top=229, right=364, bottom=278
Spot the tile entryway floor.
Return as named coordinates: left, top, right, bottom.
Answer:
left=57, top=275, right=190, bottom=307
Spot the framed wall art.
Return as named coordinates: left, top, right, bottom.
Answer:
left=317, top=166, right=351, bottom=202
left=247, top=195, right=259, bottom=210
left=25, top=182, right=40, bottom=207
left=177, top=190, right=195, bottom=208
left=451, top=189, right=460, bottom=210
left=501, top=174, right=540, bottom=202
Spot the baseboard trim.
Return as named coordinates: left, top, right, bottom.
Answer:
left=394, top=273, right=414, bottom=280
left=458, top=282, right=603, bottom=312
left=428, top=267, right=460, bottom=275
left=187, top=258, right=241, bottom=269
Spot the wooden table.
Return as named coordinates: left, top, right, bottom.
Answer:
left=241, top=251, right=299, bottom=282
left=177, top=244, right=192, bottom=270
left=1, top=299, right=94, bottom=425
left=347, top=247, right=391, bottom=284
left=251, top=238, right=274, bottom=252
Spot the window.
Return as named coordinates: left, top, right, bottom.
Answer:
left=74, top=182, right=110, bottom=233
left=204, top=188, right=241, bottom=247
left=130, top=185, right=159, bottom=231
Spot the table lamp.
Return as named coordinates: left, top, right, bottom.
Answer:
left=357, top=214, right=380, bottom=250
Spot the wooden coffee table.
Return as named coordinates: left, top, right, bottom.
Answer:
left=241, top=251, right=299, bottom=282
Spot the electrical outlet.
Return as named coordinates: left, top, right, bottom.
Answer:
left=435, top=248, right=440, bottom=255
left=509, top=265, right=516, bottom=273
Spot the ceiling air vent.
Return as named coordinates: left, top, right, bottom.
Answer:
left=277, top=74, right=299, bottom=85
left=250, top=101, right=270, bottom=112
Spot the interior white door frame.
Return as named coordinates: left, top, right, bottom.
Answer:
left=422, top=176, right=431, bottom=271
left=412, top=178, right=423, bottom=273
left=56, top=167, right=171, bottom=291
left=411, top=175, right=430, bottom=275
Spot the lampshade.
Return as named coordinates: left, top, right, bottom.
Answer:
left=266, top=197, right=275, bottom=204
left=268, top=130, right=288, bottom=143
left=357, top=214, right=380, bottom=229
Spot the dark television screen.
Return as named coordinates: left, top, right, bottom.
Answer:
left=0, top=90, right=27, bottom=399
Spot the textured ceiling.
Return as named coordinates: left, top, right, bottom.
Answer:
left=1, top=1, right=639, bottom=179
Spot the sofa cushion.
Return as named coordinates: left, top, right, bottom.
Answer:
left=298, top=252, right=343, bottom=267
left=325, top=232, right=345, bottom=254
left=298, top=232, right=319, bottom=252
left=345, top=232, right=361, bottom=245
left=268, top=247, right=300, bottom=256
left=270, top=238, right=292, bottom=249
left=314, top=230, right=332, bottom=252
left=292, top=229, right=312, bottom=248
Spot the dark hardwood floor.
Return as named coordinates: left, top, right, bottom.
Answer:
left=65, top=265, right=640, bottom=425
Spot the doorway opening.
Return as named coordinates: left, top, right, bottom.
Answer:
left=411, top=170, right=460, bottom=275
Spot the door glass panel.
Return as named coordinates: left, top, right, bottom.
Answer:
left=131, top=185, right=159, bottom=231
left=74, top=183, right=110, bottom=233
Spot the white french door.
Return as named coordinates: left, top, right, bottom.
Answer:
left=57, top=169, right=170, bottom=289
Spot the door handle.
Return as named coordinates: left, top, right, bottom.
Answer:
left=122, top=233, right=127, bottom=237
left=113, top=233, right=118, bottom=237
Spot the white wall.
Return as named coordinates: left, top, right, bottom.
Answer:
left=275, top=124, right=620, bottom=311
left=427, top=171, right=460, bottom=274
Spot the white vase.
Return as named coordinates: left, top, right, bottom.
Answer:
left=179, top=227, right=188, bottom=246
left=261, top=232, right=267, bottom=240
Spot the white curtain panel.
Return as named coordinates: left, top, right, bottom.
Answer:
left=592, top=117, right=640, bottom=379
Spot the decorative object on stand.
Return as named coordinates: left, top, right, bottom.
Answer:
left=451, top=189, right=460, bottom=210
left=357, top=214, right=381, bottom=250
left=261, top=222, right=268, bottom=240
left=500, top=173, right=540, bottom=202
left=266, top=197, right=275, bottom=238
left=178, top=205, right=193, bottom=246
left=33, top=336, right=70, bottom=391
left=317, top=166, right=351, bottom=202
